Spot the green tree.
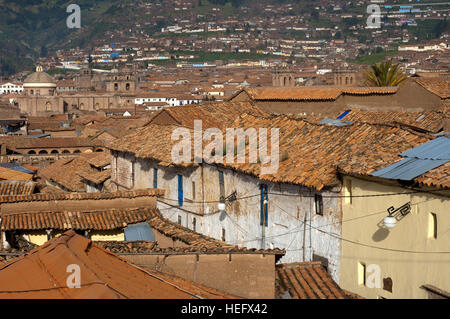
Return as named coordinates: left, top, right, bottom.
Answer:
left=364, top=61, right=406, bottom=87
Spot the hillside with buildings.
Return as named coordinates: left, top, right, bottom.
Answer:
left=0, top=0, right=448, bottom=76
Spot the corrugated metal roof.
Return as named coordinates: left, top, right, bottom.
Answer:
left=319, top=118, right=353, bottom=126
left=400, top=137, right=450, bottom=160
left=125, top=222, right=155, bottom=241
left=371, top=137, right=450, bottom=181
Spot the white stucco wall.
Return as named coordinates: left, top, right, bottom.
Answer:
left=112, top=153, right=343, bottom=282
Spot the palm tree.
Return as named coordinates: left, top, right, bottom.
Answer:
left=364, top=61, right=406, bottom=87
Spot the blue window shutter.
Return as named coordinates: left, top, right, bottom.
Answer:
left=178, top=175, right=183, bottom=206
left=260, top=185, right=264, bottom=226
left=153, top=168, right=158, bottom=188
left=264, top=185, right=268, bottom=226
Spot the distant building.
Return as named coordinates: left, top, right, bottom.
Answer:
left=16, top=66, right=135, bottom=116
left=0, top=82, right=23, bottom=95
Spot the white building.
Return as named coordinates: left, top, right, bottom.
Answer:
left=135, top=94, right=202, bottom=107
left=0, top=82, right=23, bottom=95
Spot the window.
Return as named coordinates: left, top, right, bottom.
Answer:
left=192, top=181, right=196, bottom=200
left=222, top=228, right=226, bottom=242
left=219, top=171, right=225, bottom=199
left=344, top=179, right=352, bottom=204
left=153, top=168, right=158, bottom=188
left=358, top=262, right=366, bottom=286
left=428, top=213, right=437, bottom=239
left=178, top=215, right=182, bottom=225
left=131, top=161, right=135, bottom=188
left=178, top=175, right=183, bottom=206
left=260, top=184, right=268, bottom=227
left=193, top=217, right=196, bottom=232
left=315, top=194, right=323, bottom=216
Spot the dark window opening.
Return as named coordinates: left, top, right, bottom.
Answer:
left=315, top=194, right=323, bottom=216
left=153, top=168, right=158, bottom=189
left=219, top=171, right=225, bottom=199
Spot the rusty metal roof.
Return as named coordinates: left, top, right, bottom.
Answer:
left=0, top=231, right=231, bottom=299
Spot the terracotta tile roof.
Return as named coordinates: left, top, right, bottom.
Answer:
left=38, top=154, right=100, bottom=192
left=145, top=101, right=266, bottom=129
left=340, top=87, right=399, bottom=95
left=275, top=262, right=355, bottom=299
left=414, top=77, right=450, bottom=99
left=222, top=113, right=432, bottom=190
left=0, top=167, right=33, bottom=181
left=334, top=109, right=446, bottom=133
left=0, top=137, right=101, bottom=150
left=0, top=231, right=219, bottom=299
left=0, top=181, right=36, bottom=196
left=108, top=124, right=196, bottom=167
left=245, top=87, right=342, bottom=101
left=0, top=207, right=155, bottom=231
left=413, top=161, right=450, bottom=189
left=109, top=112, right=433, bottom=191
left=239, top=86, right=398, bottom=101
left=80, top=116, right=151, bottom=140
left=56, top=80, right=76, bottom=87
left=79, top=169, right=111, bottom=185
left=0, top=188, right=164, bottom=204
left=86, top=151, right=111, bottom=168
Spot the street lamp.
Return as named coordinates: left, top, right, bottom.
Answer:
left=383, top=215, right=397, bottom=229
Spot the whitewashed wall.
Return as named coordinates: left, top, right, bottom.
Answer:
left=112, top=153, right=343, bottom=282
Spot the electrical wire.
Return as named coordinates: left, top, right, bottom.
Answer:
left=158, top=188, right=448, bottom=206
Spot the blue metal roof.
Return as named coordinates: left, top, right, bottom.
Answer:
left=320, top=118, right=353, bottom=126
left=400, top=137, right=450, bottom=160
left=0, top=163, right=35, bottom=175
left=124, top=223, right=155, bottom=241
left=371, top=137, right=450, bottom=181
